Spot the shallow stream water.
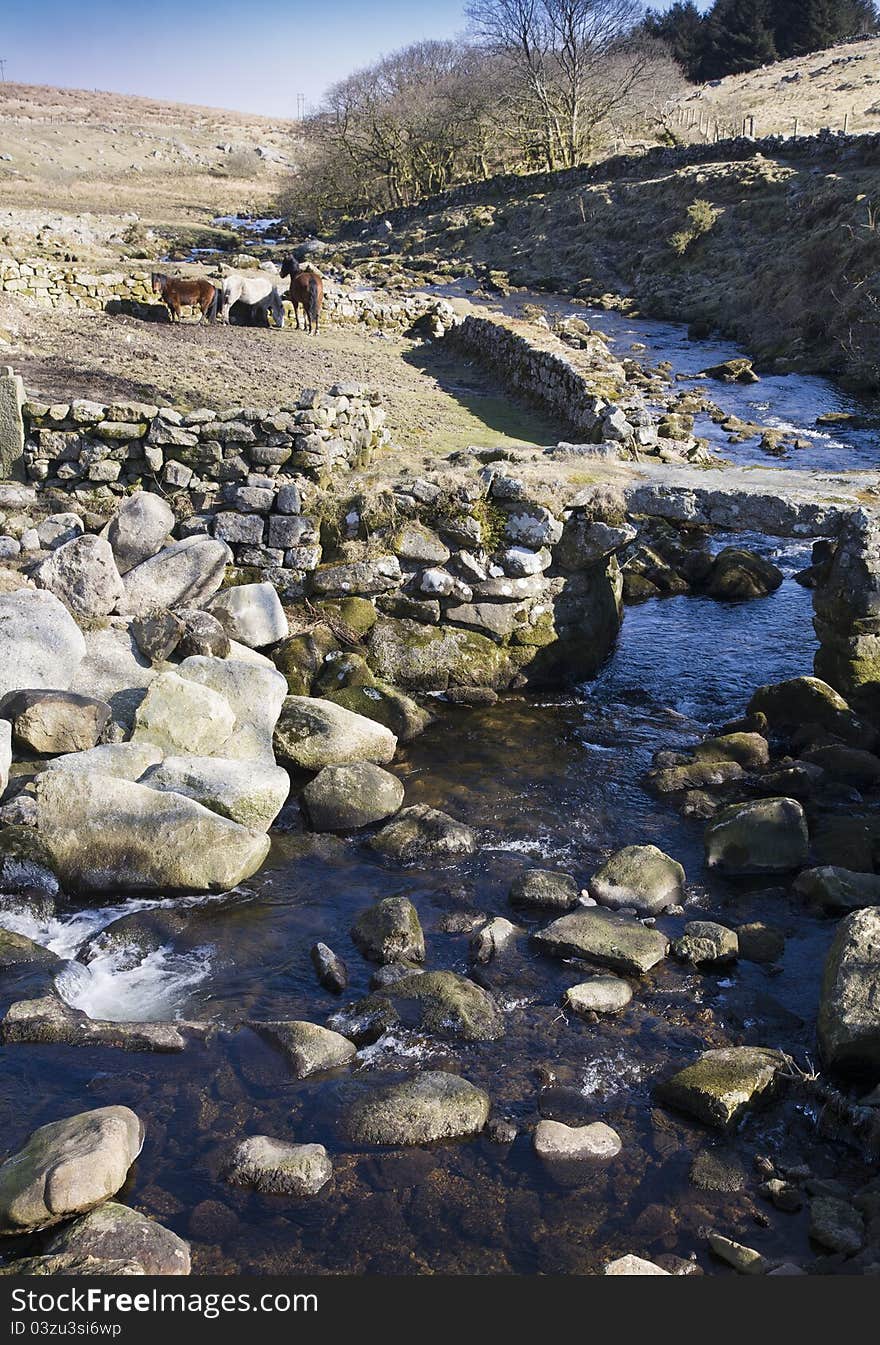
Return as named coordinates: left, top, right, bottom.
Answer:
left=0, top=306, right=876, bottom=1273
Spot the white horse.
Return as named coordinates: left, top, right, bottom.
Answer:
left=214, top=272, right=285, bottom=327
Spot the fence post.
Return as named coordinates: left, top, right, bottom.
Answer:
left=0, top=365, right=25, bottom=482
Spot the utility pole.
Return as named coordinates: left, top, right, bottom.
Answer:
left=296, top=93, right=305, bottom=121
left=0, top=61, right=7, bottom=82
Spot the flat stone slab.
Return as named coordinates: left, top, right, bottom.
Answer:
left=532, top=907, right=668, bottom=974
left=1, top=995, right=188, bottom=1052
left=657, top=1045, right=786, bottom=1129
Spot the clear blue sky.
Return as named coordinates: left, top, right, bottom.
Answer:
left=1, top=0, right=713, bottom=118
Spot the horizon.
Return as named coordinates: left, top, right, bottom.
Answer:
left=0, top=0, right=714, bottom=119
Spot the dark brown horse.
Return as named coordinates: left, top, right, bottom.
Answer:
left=151, top=272, right=217, bottom=323
left=280, top=257, right=323, bottom=334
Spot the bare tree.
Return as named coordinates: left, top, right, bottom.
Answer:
left=466, top=0, right=650, bottom=168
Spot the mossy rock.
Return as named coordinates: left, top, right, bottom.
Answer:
left=366, top=618, right=516, bottom=692
left=313, top=651, right=377, bottom=696
left=325, top=682, right=430, bottom=743
left=389, top=971, right=504, bottom=1042
left=657, top=1046, right=785, bottom=1129
left=342, top=1071, right=490, bottom=1146
left=315, top=597, right=378, bottom=638
left=272, top=625, right=339, bottom=696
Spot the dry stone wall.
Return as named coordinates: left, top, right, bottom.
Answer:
left=0, top=255, right=455, bottom=334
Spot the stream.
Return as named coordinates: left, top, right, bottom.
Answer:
left=0, top=301, right=876, bottom=1274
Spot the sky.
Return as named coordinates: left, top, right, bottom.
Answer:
left=0, top=0, right=714, bottom=119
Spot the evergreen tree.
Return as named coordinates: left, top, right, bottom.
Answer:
left=701, top=0, right=778, bottom=79
left=643, top=2, right=708, bottom=80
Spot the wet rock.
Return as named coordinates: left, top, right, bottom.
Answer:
left=703, top=548, right=783, bottom=600
left=35, top=770, right=269, bottom=893
left=1, top=995, right=187, bottom=1052
left=736, top=921, right=785, bottom=964
left=689, top=1149, right=748, bottom=1192
left=700, top=358, right=759, bottom=383
left=761, top=1178, right=803, bottom=1212
left=327, top=995, right=399, bottom=1045
left=801, top=744, right=880, bottom=789
left=45, top=742, right=163, bottom=781
left=351, top=896, right=425, bottom=964
left=45, top=1202, right=190, bottom=1275
left=207, top=582, right=288, bottom=649
left=533, top=1119, right=621, bottom=1161
left=657, top=1046, right=785, bottom=1130
left=747, top=677, right=870, bottom=749
left=301, top=762, right=403, bottom=831
left=132, top=671, right=235, bottom=757
left=809, top=1196, right=864, bottom=1255
left=370, top=960, right=423, bottom=989
left=250, top=1020, right=356, bottom=1077
left=105, top=491, right=174, bottom=574
left=648, top=759, right=745, bottom=793
left=603, top=1254, right=670, bottom=1275
left=1, top=690, right=110, bottom=755
left=672, top=921, right=739, bottom=967
left=794, top=866, right=880, bottom=915
left=140, top=755, right=289, bottom=831
left=589, top=844, right=684, bottom=915
left=0, top=1106, right=143, bottom=1233
left=695, top=732, right=769, bottom=769
left=0, top=1254, right=145, bottom=1276
left=564, top=974, right=633, bottom=1016
left=0, top=824, right=59, bottom=895
left=0, top=589, right=86, bottom=699
left=818, top=907, right=880, bottom=1073
left=175, top=608, right=231, bottom=659
left=370, top=804, right=477, bottom=864
left=274, top=695, right=397, bottom=770
left=706, top=1232, right=769, bottom=1274
left=120, top=537, right=229, bottom=617
left=509, top=868, right=578, bottom=911
left=224, top=1137, right=332, bottom=1197
left=343, top=1071, right=490, bottom=1145
left=326, top=682, right=430, bottom=743
left=704, top=797, right=809, bottom=874
left=0, top=927, right=59, bottom=970
left=33, top=535, right=125, bottom=619
left=533, top=907, right=668, bottom=975
left=311, top=942, right=348, bottom=993
left=130, top=610, right=184, bottom=663
left=389, top=971, right=504, bottom=1041
left=470, top=916, right=521, bottom=964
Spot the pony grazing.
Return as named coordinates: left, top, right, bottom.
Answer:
left=216, top=272, right=285, bottom=328
left=280, top=257, right=323, bottom=334
left=151, top=272, right=216, bottom=323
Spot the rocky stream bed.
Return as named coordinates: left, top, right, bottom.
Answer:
left=0, top=297, right=879, bottom=1277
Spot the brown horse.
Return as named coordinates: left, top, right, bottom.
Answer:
left=280, top=257, right=323, bottom=334
left=151, top=272, right=216, bottom=323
